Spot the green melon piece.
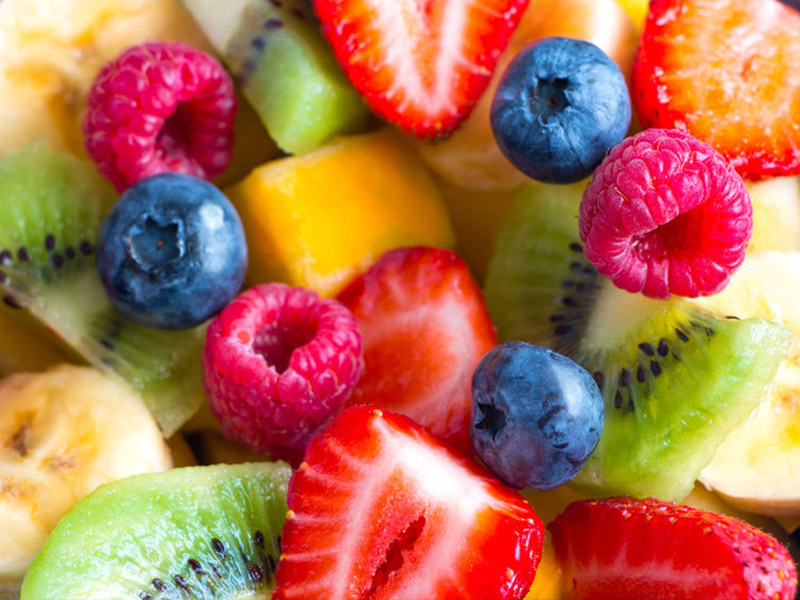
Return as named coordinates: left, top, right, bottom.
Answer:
left=20, top=462, right=291, bottom=600
left=184, top=0, right=372, bottom=155
left=0, top=143, right=206, bottom=436
left=484, top=182, right=791, bottom=502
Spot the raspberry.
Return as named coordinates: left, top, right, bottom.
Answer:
left=84, top=42, right=236, bottom=191
left=579, top=128, right=752, bottom=299
left=203, top=283, right=363, bottom=463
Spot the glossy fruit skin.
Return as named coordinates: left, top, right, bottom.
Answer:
left=549, top=496, right=798, bottom=600
left=96, top=173, right=247, bottom=329
left=471, top=342, right=603, bottom=490
left=491, top=36, right=630, bottom=183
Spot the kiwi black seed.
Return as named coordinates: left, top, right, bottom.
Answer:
left=0, top=143, right=206, bottom=436
left=20, top=463, right=291, bottom=600
left=484, top=182, right=790, bottom=502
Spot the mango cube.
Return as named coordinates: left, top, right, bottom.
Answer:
left=225, top=129, right=455, bottom=296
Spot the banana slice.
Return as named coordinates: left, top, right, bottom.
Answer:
left=692, top=252, right=800, bottom=515
left=0, top=365, right=172, bottom=581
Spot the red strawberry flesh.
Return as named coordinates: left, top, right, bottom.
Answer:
left=273, top=406, right=543, bottom=600
left=313, top=0, right=530, bottom=138
left=549, top=497, right=799, bottom=600
left=337, top=247, right=496, bottom=454
left=632, top=0, right=800, bottom=179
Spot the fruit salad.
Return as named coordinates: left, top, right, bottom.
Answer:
left=1, top=0, right=800, bottom=598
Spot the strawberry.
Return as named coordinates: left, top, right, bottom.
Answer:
left=336, top=246, right=496, bottom=454
left=273, top=406, right=544, bottom=600
left=549, top=497, right=799, bottom=600
left=313, top=0, right=530, bottom=139
left=631, top=0, right=800, bottom=180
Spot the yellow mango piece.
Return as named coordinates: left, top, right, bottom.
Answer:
left=226, top=129, right=455, bottom=297
left=525, top=537, right=563, bottom=600
left=0, top=305, right=72, bottom=376
left=616, top=0, right=650, bottom=31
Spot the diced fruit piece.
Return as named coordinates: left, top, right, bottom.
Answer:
left=415, top=0, right=637, bottom=191
left=580, top=128, right=752, bottom=299
left=0, top=143, right=207, bottom=436
left=97, top=173, right=247, bottom=330
left=524, top=538, right=563, bottom=600
left=203, top=283, right=363, bottom=463
left=166, top=434, right=197, bottom=467
left=632, top=0, right=800, bottom=179
left=747, top=176, right=800, bottom=254
left=84, top=42, right=236, bottom=191
left=313, top=0, right=529, bottom=139
left=491, top=37, right=631, bottom=184
left=692, top=252, right=800, bottom=515
left=471, top=342, right=603, bottom=490
left=273, top=406, right=544, bottom=600
left=549, top=497, right=798, bottom=600
left=20, top=462, right=290, bottom=599
left=615, top=0, right=649, bottom=30
left=225, top=129, right=455, bottom=297
left=0, top=365, right=172, bottom=581
left=337, top=247, right=495, bottom=453
left=185, top=0, right=372, bottom=155
left=484, top=181, right=790, bottom=501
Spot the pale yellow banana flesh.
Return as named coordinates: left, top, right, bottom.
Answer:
left=694, top=252, right=800, bottom=515
left=0, top=365, right=171, bottom=581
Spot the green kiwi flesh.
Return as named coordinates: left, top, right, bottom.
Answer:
left=484, top=182, right=791, bottom=502
left=224, top=0, right=372, bottom=155
left=20, top=462, right=291, bottom=600
left=0, top=143, right=206, bottom=436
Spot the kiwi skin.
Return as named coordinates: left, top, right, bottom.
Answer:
left=485, top=182, right=790, bottom=502
left=20, top=462, right=291, bottom=600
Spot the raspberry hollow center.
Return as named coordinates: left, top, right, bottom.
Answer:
left=254, top=317, right=318, bottom=375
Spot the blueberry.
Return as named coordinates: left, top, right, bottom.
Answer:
left=96, top=173, right=247, bottom=330
left=470, top=342, right=604, bottom=490
left=490, top=36, right=631, bottom=184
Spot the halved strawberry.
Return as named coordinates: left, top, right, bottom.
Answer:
left=549, top=497, right=798, bottom=600
left=631, top=0, right=800, bottom=179
left=336, top=246, right=496, bottom=454
left=273, top=406, right=544, bottom=600
left=313, top=0, right=529, bottom=139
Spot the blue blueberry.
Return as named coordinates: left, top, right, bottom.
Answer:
left=470, top=342, right=604, bottom=490
left=96, top=173, right=247, bottom=330
left=490, top=36, right=631, bottom=184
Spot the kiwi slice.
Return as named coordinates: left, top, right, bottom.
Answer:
left=20, top=462, right=290, bottom=599
left=0, top=143, right=206, bottom=436
left=484, top=182, right=791, bottom=502
left=222, top=0, right=372, bottom=155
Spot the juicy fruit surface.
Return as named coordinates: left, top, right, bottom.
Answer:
left=0, top=144, right=207, bottom=437
left=314, top=0, right=529, bottom=139
left=97, top=173, right=247, bottom=330
left=693, top=252, right=800, bottom=515
left=0, top=365, right=171, bottom=581
left=21, top=462, right=290, bottom=600
left=485, top=182, right=790, bottom=500
left=225, top=129, right=454, bottom=297
left=632, top=0, right=800, bottom=179
left=580, top=128, right=753, bottom=299
left=203, top=283, right=363, bottom=462
left=747, top=176, right=800, bottom=254
left=337, top=247, right=496, bottom=453
left=471, top=342, right=603, bottom=490
left=491, top=36, right=631, bottom=184
left=549, top=497, right=798, bottom=599
left=415, top=0, right=638, bottom=191
left=274, top=406, right=544, bottom=600
left=84, top=42, right=236, bottom=191
left=222, top=0, right=371, bottom=154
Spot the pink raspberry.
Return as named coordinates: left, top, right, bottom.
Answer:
left=579, top=128, right=752, bottom=299
left=203, top=283, right=363, bottom=463
left=84, top=42, right=236, bottom=191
